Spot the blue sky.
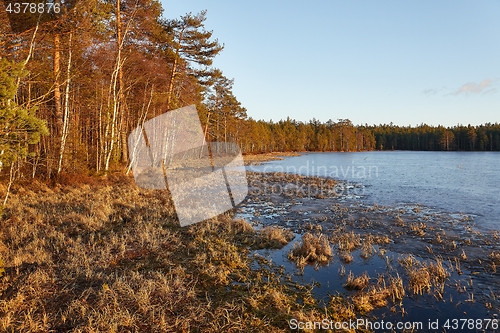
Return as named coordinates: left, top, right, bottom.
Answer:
left=160, top=1, right=500, bottom=127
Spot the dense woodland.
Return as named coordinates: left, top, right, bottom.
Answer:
left=1, top=0, right=499, bottom=181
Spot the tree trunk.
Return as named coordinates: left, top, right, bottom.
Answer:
left=166, top=53, right=179, bottom=110
left=54, top=34, right=62, bottom=135
left=166, top=29, right=184, bottom=110
left=105, top=0, right=124, bottom=171
left=58, top=34, right=72, bottom=174
left=117, top=0, right=128, bottom=164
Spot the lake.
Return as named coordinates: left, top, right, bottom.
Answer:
left=244, top=151, right=500, bottom=327
left=249, top=151, right=500, bottom=230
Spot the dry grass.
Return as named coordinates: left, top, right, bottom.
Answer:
left=407, top=266, right=432, bottom=295
left=328, top=296, right=356, bottom=324
left=0, top=175, right=344, bottom=332
left=344, top=271, right=370, bottom=290
left=394, top=214, right=405, bottom=227
left=409, top=222, right=427, bottom=237
left=399, top=255, right=450, bottom=296
left=360, top=236, right=375, bottom=259
left=288, top=233, right=332, bottom=270
left=255, top=227, right=294, bottom=249
left=332, top=232, right=389, bottom=261
left=334, top=231, right=361, bottom=252
left=351, top=285, right=388, bottom=313
left=386, top=274, right=405, bottom=303
left=340, top=251, right=354, bottom=263
left=242, top=152, right=301, bottom=166
left=370, top=234, right=391, bottom=245
left=490, top=251, right=500, bottom=273
left=351, top=289, right=384, bottom=313
left=349, top=273, right=405, bottom=314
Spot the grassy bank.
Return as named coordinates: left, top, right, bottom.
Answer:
left=0, top=174, right=357, bottom=332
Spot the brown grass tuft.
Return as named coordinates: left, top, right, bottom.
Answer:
left=335, top=231, right=361, bottom=252
left=256, top=226, right=294, bottom=249
left=409, top=222, right=426, bottom=236
left=340, top=251, right=354, bottom=264
left=288, top=233, right=332, bottom=269
left=344, top=271, right=370, bottom=290
left=399, top=255, right=450, bottom=296
left=349, top=273, right=405, bottom=314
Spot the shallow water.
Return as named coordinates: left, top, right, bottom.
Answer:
left=251, top=233, right=498, bottom=332
left=249, top=151, right=500, bottom=230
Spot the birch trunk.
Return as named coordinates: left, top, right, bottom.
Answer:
left=166, top=55, right=178, bottom=110
left=117, top=0, right=128, bottom=164
left=104, top=0, right=123, bottom=171
left=57, top=34, right=72, bottom=174
left=126, top=84, right=154, bottom=174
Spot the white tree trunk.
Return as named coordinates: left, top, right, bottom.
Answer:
left=58, top=34, right=73, bottom=174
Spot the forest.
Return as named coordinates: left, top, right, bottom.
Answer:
left=1, top=0, right=499, bottom=180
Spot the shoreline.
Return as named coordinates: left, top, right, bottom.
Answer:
left=0, top=176, right=340, bottom=332
left=242, top=151, right=302, bottom=165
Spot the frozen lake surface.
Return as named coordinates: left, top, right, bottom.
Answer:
left=249, top=151, right=500, bottom=230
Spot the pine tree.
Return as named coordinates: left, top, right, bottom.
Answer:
left=161, top=10, right=224, bottom=109
left=0, top=59, right=48, bottom=206
left=0, top=59, right=48, bottom=168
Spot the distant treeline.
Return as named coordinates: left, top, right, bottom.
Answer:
left=235, top=118, right=500, bottom=153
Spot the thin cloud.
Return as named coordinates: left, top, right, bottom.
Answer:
left=452, top=78, right=498, bottom=96
left=422, top=87, right=445, bottom=96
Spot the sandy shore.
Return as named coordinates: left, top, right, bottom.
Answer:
left=242, top=152, right=302, bottom=165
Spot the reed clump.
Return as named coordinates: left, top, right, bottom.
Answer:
left=348, top=273, right=405, bottom=314
left=334, top=231, right=361, bottom=252
left=399, top=255, right=450, bottom=296
left=344, top=271, right=370, bottom=290
left=288, top=233, right=332, bottom=269
left=352, top=286, right=390, bottom=313
left=340, top=251, right=354, bottom=263
left=490, top=251, right=500, bottom=263
left=360, top=235, right=375, bottom=259
left=255, top=226, right=295, bottom=249
left=328, top=296, right=356, bottom=324
left=409, top=222, right=427, bottom=237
